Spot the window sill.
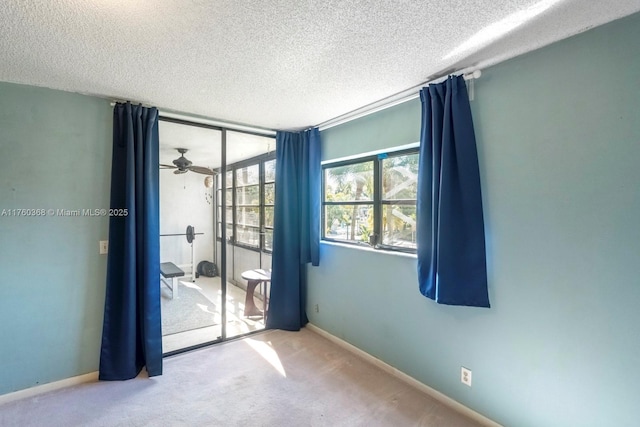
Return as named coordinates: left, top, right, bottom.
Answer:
left=320, top=240, right=417, bottom=259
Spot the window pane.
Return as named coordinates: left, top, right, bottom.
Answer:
left=265, top=159, right=276, bottom=182
left=264, top=206, right=274, bottom=228
left=216, top=189, right=222, bottom=206
left=226, top=224, right=233, bottom=240
left=324, top=204, right=373, bottom=244
left=217, top=207, right=233, bottom=224
left=264, top=183, right=275, bottom=204
left=236, top=226, right=259, bottom=247
left=225, top=171, right=233, bottom=188
left=236, top=184, right=259, bottom=205
left=324, top=162, right=374, bottom=202
left=226, top=189, right=233, bottom=205
left=264, top=229, right=273, bottom=251
left=235, top=164, right=259, bottom=186
left=382, top=204, right=417, bottom=249
left=382, top=153, right=419, bottom=200
left=236, top=206, right=260, bottom=227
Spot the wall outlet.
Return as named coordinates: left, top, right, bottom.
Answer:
left=314, top=304, right=319, bottom=313
left=461, top=367, right=472, bottom=387
left=99, top=240, right=108, bottom=255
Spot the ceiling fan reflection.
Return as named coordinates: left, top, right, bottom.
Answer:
left=160, top=148, right=214, bottom=175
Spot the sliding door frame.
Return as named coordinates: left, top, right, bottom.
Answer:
left=159, top=116, right=275, bottom=357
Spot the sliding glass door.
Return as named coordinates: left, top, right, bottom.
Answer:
left=158, top=118, right=275, bottom=354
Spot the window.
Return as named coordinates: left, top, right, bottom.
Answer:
left=322, top=148, right=418, bottom=252
left=263, top=159, right=275, bottom=251
left=216, top=170, right=234, bottom=243
left=235, top=164, right=260, bottom=247
left=216, top=154, right=276, bottom=252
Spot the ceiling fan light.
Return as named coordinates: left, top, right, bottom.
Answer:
left=173, top=157, right=192, bottom=168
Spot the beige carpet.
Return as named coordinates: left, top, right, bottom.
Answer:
left=0, top=328, right=484, bottom=427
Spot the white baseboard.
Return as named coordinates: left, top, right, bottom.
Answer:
left=0, top=371, right=98, bottom=406
left=305, top=323, right=501, bottom=427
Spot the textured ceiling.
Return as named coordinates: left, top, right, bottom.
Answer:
left=1, top=0, right=639, bottom=131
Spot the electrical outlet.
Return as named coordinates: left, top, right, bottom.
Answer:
left=461, top=367, right=472, bottom=387
left=314, top=304, right=319, bottom=313
left=99, top=240, right=108, bottom=255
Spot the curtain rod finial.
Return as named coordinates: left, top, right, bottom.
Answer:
left=464, top=70, right=482, bottom=80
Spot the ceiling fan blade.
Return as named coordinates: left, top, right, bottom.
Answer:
left=174, top=169, right=188, bottom=175
left=160, top=164, right=177, bottom=169
left=190, top=166, right=214, bottom=175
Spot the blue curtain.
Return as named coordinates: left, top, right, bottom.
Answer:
left=416, top=76, right=490, bottom=307
left=99, top=103, right=163, bottom=380
left=267, top=128, right=321, bottom=331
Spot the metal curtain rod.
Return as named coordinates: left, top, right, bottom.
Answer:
left=108, top=101, right=277, bottom=137
left=316, top=69, right=482, bottom=131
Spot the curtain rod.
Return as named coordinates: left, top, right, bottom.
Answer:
left=316, top=69, right=482, bottom=132
left=109, top=101, right=277, bottom=137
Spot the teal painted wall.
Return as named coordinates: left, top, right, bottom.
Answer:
left=309, top=12, right=640, bottom=427
left=321, top=98, right=421, bottom=161
left=0, top=83, right=112, bottom=395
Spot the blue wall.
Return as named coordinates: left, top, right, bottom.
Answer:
left=0, top=83, right=112, bottom=395
left=308, top=12, right=640, bottom=427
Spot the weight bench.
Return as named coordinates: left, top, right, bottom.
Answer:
left=160, top=262, right=185, bottom=299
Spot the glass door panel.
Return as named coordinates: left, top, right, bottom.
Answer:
left=159, top=120, right=222, bottom=353
left=223, top=130, right=275, bottom=339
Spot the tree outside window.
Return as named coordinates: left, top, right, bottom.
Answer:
left=322, top=148, right=418, bottom=252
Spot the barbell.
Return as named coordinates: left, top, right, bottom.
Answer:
left=160, top=225, right=203, bottom=243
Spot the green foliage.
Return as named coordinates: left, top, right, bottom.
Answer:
left=324, top=152, right=418, bottom=247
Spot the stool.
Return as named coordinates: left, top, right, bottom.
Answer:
left=240, top=269, right=271, bottom=319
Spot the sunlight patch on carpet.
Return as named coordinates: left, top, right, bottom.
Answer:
left=245, top=338, right=286, bottom=377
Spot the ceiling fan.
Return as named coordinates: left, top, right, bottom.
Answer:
left=160, top=148, right=214, bottom=175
